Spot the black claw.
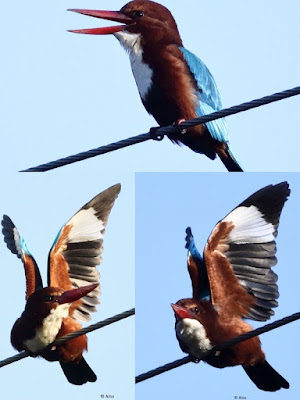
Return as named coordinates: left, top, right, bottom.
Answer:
left=189, top=355, right=201, bottom=364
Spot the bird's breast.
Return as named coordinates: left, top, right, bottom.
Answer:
left=24, top=304, right=70, bottom=353
left=114, top=31, right=153, bottom=100
left=176, top=318, right=213, bottom=358
left=129, top=51, right=153, bottom=100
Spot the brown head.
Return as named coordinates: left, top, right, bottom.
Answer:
left=24, top=283, right=99, bottom=321
left=69, top=0, right=182, bottom=47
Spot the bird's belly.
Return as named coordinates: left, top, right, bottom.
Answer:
left=176, top=318, right=213, bottom=358
left=24, top=304, right=70, bottom=353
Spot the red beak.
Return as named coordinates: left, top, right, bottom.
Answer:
left=171, top=303, right=195, bottom=320
left=58, top=283, right=99, bottom=304
left=68, top=9, right=134, bottom=35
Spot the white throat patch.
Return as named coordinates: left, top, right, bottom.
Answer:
left=114, top=31, right=153, bottom=100
left=176, top=318, right=212, bottom=358
left=24, top=303, right=70, bottom=353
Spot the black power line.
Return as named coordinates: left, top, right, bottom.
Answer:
left=136, top=311, right=300, bottom=383
left=0, top=308, right=135, bottom=368
left=21, top=86, right=300, bottom=172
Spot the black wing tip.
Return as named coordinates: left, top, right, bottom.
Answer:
left=238, top=181, right=290, bottom=226
left=185, top=227, right=193, bottom=249
left=1, top=214, right=14, bottom=227
left=185, top=227, right=192, bottom=235
left=84, top=183, right=121, bottom=211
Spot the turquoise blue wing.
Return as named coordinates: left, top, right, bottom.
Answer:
left=179, top=46, right=228, bottom=143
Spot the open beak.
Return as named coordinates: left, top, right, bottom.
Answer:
left=171, top=303, right=195, bottom=320
left=58, top=283, right=99, bottom=304
left=68, top=9, right=134, bottom=35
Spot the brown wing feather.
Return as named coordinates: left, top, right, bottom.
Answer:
left=49, top=225, right=73, bottom=290
left=204, top=221, right=256, bottom=317
left=1, top=215, right=43, bottom=299
left=187, top=255, right=200, bottom=299
left=23, top=254, right=43, bottom=299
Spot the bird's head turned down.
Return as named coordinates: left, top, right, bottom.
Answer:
left=69, top=0, right=183, bottom=47
left=24, top=283, right=99, bottom=318
left=171, top=298, right=216, bottom=323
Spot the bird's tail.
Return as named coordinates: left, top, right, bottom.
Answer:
left=243, top=361, right=289, bottom=392
left=217, top=145, right=243, bottom=172
left=60, top=357, right=97, bottom=385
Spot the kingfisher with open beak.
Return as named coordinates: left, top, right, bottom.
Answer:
left=1, top=184, right=121, bottom=385
left=68, top=0, right=242, bottom=172
left=171, top=182, right=290, bottom=391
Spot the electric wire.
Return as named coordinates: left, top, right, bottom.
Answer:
left=136, top=311, right=300, bottom=383
left=0, top=308, right=135, bottom=368
left=21, top=86, right=300, bottom=172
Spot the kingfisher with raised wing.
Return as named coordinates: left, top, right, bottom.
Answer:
left=1, top=184, right=121, bottom=385
left=172, top=182, right=290, bottom=391
left=68, top=0, right=243, bottom=172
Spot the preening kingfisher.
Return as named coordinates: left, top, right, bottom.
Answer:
left=172, top=182, right=290, bottom=391
left=2, top=184, right=121, bottom=385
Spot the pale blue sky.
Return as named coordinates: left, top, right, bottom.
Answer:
left=0, top=1, right=300, bottom=399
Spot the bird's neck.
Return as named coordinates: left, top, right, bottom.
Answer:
left=114, top=31, right=153, bottom=101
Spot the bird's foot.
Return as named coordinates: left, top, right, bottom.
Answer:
left=26, top=350, right=39, bottom=358
left=149, top=126, right=164, bottom=141
left=173, top=119, right=187, bottom=135
left=189, top=355, right=201, bottom=364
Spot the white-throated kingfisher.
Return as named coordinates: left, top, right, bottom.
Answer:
left=172, top=182, right=290, bottom=391
left=1, top=184, right=121, bottom=385
left=68, top=0, right=243, bottom=172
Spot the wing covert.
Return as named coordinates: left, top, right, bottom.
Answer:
left=179, top=46, right=228, bottom=143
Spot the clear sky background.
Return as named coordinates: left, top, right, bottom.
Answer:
left=136, top=173, right=300, bottom=400
left=0, top=0, right=299, bottom=399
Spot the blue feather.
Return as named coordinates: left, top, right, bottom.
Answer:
left=179, top=46, right=229, bottom=143
left=185, top=227, right=202, bottom=261
left=19, top=235, right=31, bottom=256
left=51, top=226, right=63, bottom=249
left=185, top=227, right=210, bottom=300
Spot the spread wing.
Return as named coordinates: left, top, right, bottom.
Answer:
left=1, top=215, right=43, bottom=299
left=203, top=182, right=290, bottom=321
left=179, top=46, right=228, bottom=143
left=185, top=227, right=210, bottom=300
left=48, top=184, right=121, bottom=321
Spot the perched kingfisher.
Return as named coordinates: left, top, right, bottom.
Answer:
left=172, top=182, right=290, bottom=391
left=68, top=0, right=243, bottom=172
left=1, top=184, right=121, bottom=385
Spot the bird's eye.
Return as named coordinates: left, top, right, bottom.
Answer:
left=132, top=10, right=144, bottom=18
left=194, top=307, right=199, bottom=313
left=44, top=295, right=55, bottom=302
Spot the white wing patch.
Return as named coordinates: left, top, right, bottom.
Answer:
left=12, top=227, right=23, bottom=257
left=67, top=209, right=104, bottom=243
left=224, top=206, right=275, bottom=244
left=114, top=31, right=153, bottom=100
